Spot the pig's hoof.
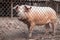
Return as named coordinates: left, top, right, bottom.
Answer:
left=29, top=34, right=32, bottom=38
left=42, top=37, right=44, bottom=40
left=29, top=39, right=36, bottom=40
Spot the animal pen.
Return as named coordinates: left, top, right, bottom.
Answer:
left=0, top=0, right=60, bottom=17
left=0, top=0, right=60, bottom=40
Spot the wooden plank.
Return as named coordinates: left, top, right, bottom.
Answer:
left=27, top=0, right=49, bottom=1
left=54, top=0, right=60, bottom=2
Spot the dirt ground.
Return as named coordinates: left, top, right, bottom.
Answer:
left=0, top=14, right=60, bottom=40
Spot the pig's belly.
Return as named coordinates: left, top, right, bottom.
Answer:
left=35, top=18, right=51, bottom=25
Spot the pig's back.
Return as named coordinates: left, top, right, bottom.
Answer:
left=28, top=6, right=57, bottom=24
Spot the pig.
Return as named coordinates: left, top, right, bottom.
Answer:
left=13, top=5, right=58, bottom=38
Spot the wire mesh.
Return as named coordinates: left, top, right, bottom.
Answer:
left=0, top=0, right=11, bottom=17
left=0, top=0, right=49, bottom=17
left=0, top=0, right=59, bottom=17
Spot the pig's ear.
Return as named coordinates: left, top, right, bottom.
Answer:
left=24, top=5, right=31, bottom=12
left=13, top=5, right=19, bottom=10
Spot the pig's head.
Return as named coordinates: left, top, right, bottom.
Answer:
left=13, top=5, right=31, bottom=20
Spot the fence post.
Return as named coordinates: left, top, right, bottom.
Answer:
left=45, top=1, right=48, bottom=6
left=56, top=3, right=59, bottom=13
left=11, top=0, right=13, bottom=18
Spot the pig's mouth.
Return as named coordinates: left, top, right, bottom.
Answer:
left=18, top=18, right=30, bottom=26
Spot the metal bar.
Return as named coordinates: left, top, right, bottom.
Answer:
left=56, top=3, right=59, bottom=13
left=45, top=1, right=48, bottom=6
left=11, top=0, right=13, bottom=18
